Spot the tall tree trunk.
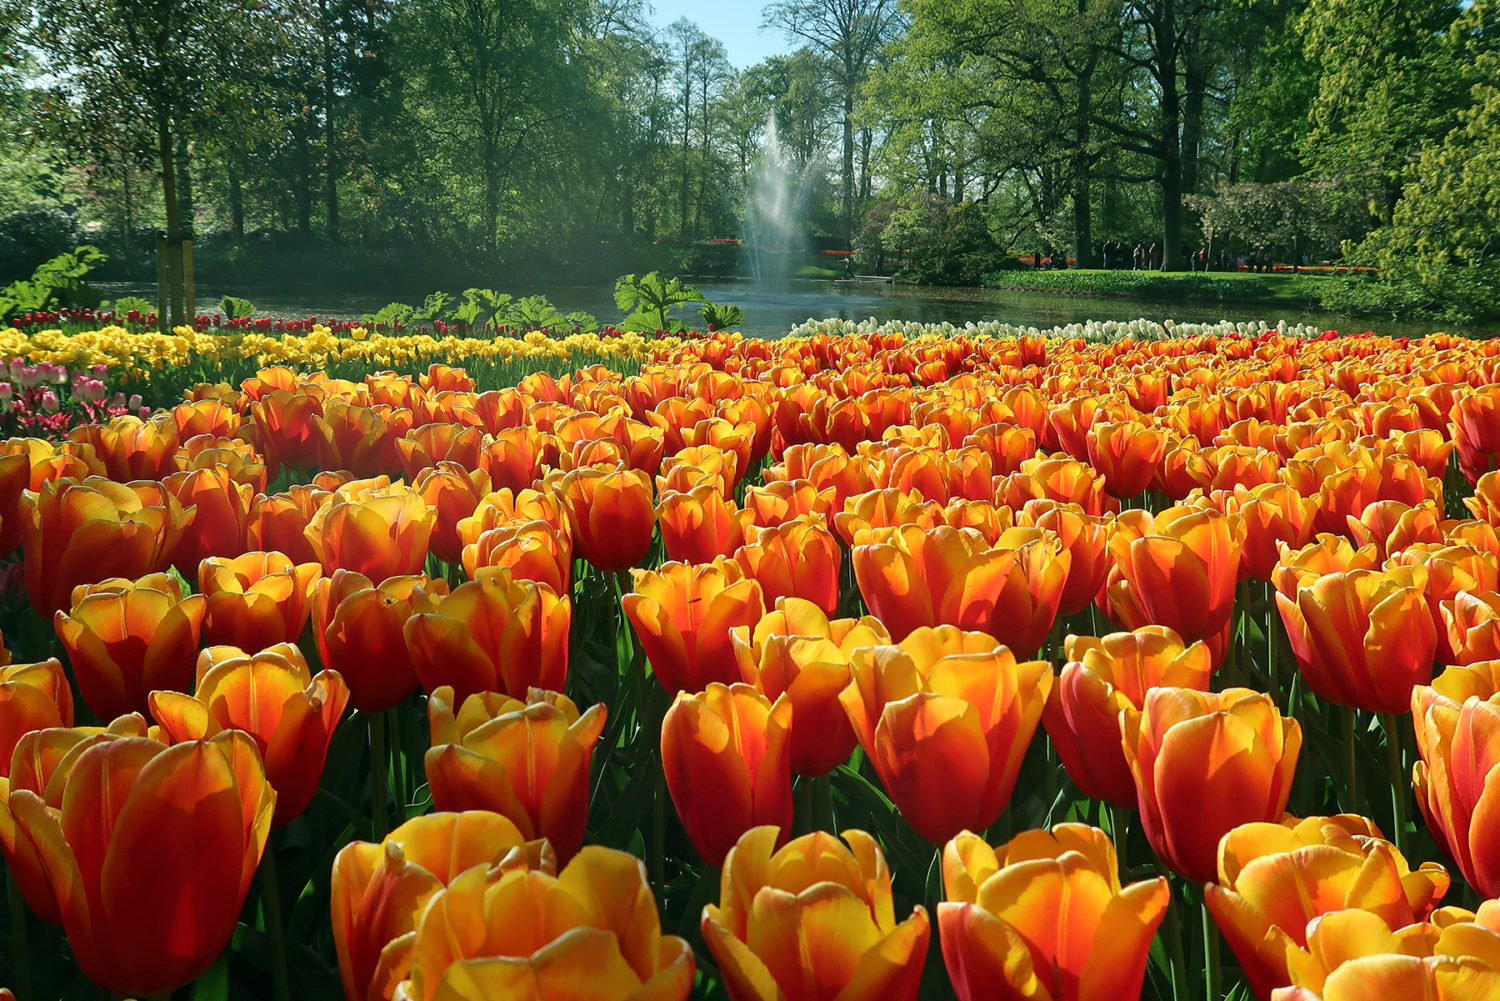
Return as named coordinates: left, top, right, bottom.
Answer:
left=841, top=85, right=855, bottom=247
left=859, top=126, right=873, bottom=202
left=483, top=136, right=500, bottom=253
left=1181, top=50, right=1207, bottom=198
left=294, top=125, right=313, bottom=236
left=679, top=78, right=691, bottom=241
left=320, top=0, right=340, bottom=241
left=1156, top=0, right=1183, bottom=271
left=157, top=113, right=182, bottom=329
left=120, top=162, right=135, bottom=271
left=228, top=160, right=245, bottom=243
left=1072, top=15, right=1097, bottom=269
left=175, top=133, right=195, bottom=238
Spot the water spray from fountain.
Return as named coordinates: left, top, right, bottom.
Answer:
left=742, top=105, right=816, bottom=287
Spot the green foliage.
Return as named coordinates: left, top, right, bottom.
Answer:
left=1186, top=181, right=1358, bottom=260
left=105, top=295, right=153, bottom=316
left=613, top=271, right=707, bottom=333
left=0, top=203, right=79, bottom=278
left=362, top=302, right=417, bottom=327
left=505, top=295, right=569, bottom=331
left=219, top=295, right=256, bottom=320
left=700, top=301, right=746, bottom=331
left=0, top=245, right=106, bottom=320
left=878, top=195, right=1002, bottom=286
left=450, top=288, right=514, bottom=331
left=412, top=291, right=454, bottom=325
left=981, top=268, right=1326, bottom=306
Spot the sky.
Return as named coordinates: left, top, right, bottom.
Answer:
left=643, top=1, right=788, bottom=69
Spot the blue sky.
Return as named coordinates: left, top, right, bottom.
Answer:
left=643, top=1, right=788, bottom=68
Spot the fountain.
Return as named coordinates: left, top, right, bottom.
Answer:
left=741, top=107, right=815, bottom=287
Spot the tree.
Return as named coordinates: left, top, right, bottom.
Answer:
left=898, top=0, right=1122, bottom=266
left=26, top=0, right=284, bottom=324
left=1187, top=179, right=1352, bottom=262
left=398, top=0, right=592, bottom=252
left=764, top=0, right=904, bottom=246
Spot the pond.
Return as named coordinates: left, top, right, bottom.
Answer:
left=96, top=278, right=1494, bottom=340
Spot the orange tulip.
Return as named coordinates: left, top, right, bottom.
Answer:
left=657, top=483, right=754, bottom=564
left=702, top=825, right=929, bottom=1001
left=1121, top=687, right=1302, bottom=882
left=660, top=683, right=793, bottom=866
left=403, top=571, right=571, bottom=701
left=1205, top=814, right=1450, bottom=1000
left=0, top=659, right=73, bottom=776
left=69, top=414, right=180, bottom=481
left=1217, top=482, right=1319, bottom=582
left=54, top=574, right=206, bottom=720
left=455, top=486, right=567, bottom=550
left=1275, top=566, right=1437, bottom=714
left=0, top=721, right=274, bottom=995
left=1440, top=591, right=1500, bottom=666
left=1043, top=626, right=1213, bottom=808
left=425, top=685, right=606, bottom=862
left=1451, top=385, right=1500, bottom=484
left=1105, top=505, right=1243, bottom=669
left=741, top=477, right=835, bottom=528
left=840, top=629, right=1052, bottom=844
left=1087, top=418, right=1168, bottom=499
left=1275, top=904, right=1500, bottom=1001
left=247, top=483, right=331, bottom=566
left=461, top=519, right=572, bottom=593
left=853, top=524, right=1068, bottom=657
left=731, top=598, right=890, bottom=776
left=331, top=811, right=553, bottom=1001
left=162, top=465, right=255, bottom=571
left=304, top=476, right=436, bottom=582
left=622, top=558, right=766, bottom=693
left=940, top=824, right=1168, bottom=1001
left=313, top=571, right=451, bottom=713
left=151, top=643, right=349, bottom=828
left=199, top=551, right=322, bottom=650
left=1412, top=662, right=1500, bottom=897
left=1023, top=500, right=1114, bottom=616
left=393, top=846, right=694, bottom=1001
left=734, top=516, right=842, bottom=616
left=551, top=464, right=656, bottom=571
left=1271, top=535, right=1380, bottom=599
left=19, top=476, right=188, bottom=615
left=833, top=486, right=941, bottom=545
left=413, top=461, right=491, bottom=565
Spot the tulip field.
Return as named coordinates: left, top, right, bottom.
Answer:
left=3, top=315, right=1500, bottom=1001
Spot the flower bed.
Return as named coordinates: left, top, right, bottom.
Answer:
left=0, top=324, right=1496, bottom=1000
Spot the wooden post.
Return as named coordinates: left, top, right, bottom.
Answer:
left=166, top=240, right=184, bottom=329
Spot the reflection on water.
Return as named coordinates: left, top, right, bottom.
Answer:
left=97, top=278, right=1494, bottom=341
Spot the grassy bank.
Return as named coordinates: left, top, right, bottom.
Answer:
left=979, top=268, right=1326, bottom=307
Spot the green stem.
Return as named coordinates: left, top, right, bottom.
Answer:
left=1266, top=583, right=1283, bottom=712
left=1382, top=711, right=1409, bottom=854
left=1105, top=802, right=1128, bottom=871
left=650, top=760, right=666, bottom=889
left=7, top=870, right=29, bottom=1001
left=389, top=706, right=407, bottom=819
left=369, top=711, right=389, bottom=842
left=1342, top=705, right=1359, bottom=813
left=1160, top=876, right=1190, bottom=1001
left=796, top=777, right=815, bottom=837
left=259, top=847, right=292, bottom=1001
left=1201, top=886, right=1222, bottom=1001
left=814, top=772, right=836, bottom=833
